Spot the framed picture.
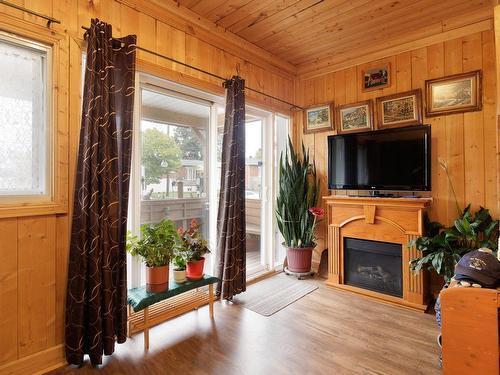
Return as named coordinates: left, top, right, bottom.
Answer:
left=361, top=63, right=390, bottom=92
left=376, top=89, right=422, bottom=128
left=425, top=70, right=482, bottom=117
left=337, top=100, right=374, bottom=134
left=303, top=103, right=334, bottom=134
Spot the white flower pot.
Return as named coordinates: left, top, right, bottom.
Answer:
left=173, top=269, right=187, bottom=284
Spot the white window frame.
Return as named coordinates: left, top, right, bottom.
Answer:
left=0, top=31, right=53, bottom=203
left=128, top=72, right=222, bottom=287
left=126, top=71, right=291, bottom=286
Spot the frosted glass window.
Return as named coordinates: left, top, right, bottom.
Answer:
left=0, top=36, right=49, bottom=196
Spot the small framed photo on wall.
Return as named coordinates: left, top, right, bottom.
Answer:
left=337, top=100, right=374, bottom=134
left=376, top=89, right=422, bottom=128
left=303, top=103, right=334, bottom=134
left=361, top=62, right=391, bottom=92
left=425, top=70, right=482, bottom=117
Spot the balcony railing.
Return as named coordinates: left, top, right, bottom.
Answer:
left=140, top=198, right=261, bottom=234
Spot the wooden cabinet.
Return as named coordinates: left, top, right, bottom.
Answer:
left=324, top=195, right=432, bottom=311
left=441, top=287, right=499, bottom=374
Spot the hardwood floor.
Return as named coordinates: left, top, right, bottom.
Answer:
left=49, top=277, right=439, bottom=375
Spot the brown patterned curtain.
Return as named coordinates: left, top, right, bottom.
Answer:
left=65, top=19, right=136, bottom=366
left=216, top=76, right=246, bottom=300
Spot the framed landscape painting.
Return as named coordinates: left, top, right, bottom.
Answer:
left=303, top=103, right=334, bottom=134
left=376, top=89, right=422, bottom=128
left=337, top=100, right=373, bottom=134
left=425, top=70, right=482, bottom=117
left=361, top=62, right=390, bottom=92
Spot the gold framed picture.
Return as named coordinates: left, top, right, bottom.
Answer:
left=303, top=103, right=334, bottom=134
left=376, top=89, right=422, bottom=129
left=361, top=62, right=391, bottom=92
left=425, top=70, right=482, bottom=117
left=337, top=100, right=374, bottom=134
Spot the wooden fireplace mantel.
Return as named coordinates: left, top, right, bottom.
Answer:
left=324, top=195, right=432, bottom=311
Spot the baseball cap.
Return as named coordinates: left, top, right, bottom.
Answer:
left=454, top=249, right=500, bottom=288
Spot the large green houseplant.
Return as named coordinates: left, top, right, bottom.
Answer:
left=127, top=219, right=180, bottom=292
left=276, top=137, right=321, bottom=273
left=410, top=159, right=499, bottom=282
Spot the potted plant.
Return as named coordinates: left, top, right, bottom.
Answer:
left=410, top=205, right=499, bottom=282
left=276, top=138, right=322, bottom=273
left=409, top=159, right=499, bottom=282
left=127, top=219, right=179, bottom=292
left=178, top=219, right=210, bottom=280
left=172, top=253, right=187, bottom=284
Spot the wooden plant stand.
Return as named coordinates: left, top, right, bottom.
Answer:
left=127, top=275, right=219, bottom=350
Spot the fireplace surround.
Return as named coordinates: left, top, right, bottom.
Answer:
left=324, top=195, right=431, bottom=311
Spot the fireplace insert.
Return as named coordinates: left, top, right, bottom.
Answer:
left=344, top=237, right=403, bottom=297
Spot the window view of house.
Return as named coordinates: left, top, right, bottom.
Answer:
left=138, top=89, right=210, bottom=234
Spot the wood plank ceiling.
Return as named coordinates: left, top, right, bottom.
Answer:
left=175, top=0, right=494, bottom=77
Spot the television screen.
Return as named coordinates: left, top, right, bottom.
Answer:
left=328, top=125, right=431, bottom=191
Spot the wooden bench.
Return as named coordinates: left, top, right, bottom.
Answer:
left=127, top=275, right=219, bottom=350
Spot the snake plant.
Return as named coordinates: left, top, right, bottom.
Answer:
left=276, top=137, right=320, bottom=248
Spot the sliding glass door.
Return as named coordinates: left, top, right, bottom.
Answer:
left=128, top=79, right=212, bottom=287
left=216, top=105, right=289, bottom=278
left=127, top=73, right=290, bottom=286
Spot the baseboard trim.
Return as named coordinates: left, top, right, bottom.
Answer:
left=0, top=344, right=65, bottom=375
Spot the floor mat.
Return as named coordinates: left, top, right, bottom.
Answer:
left=235, top=273, right=318, bottom=316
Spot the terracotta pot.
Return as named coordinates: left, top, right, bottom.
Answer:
left=286, top=246, right=314, bottom=273
left=173, top=268, right=187, bottom=284
left=186, top=257, right=205, bottom=280
left=146, top=265, right=169, bottom=293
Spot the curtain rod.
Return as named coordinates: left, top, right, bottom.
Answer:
left=81, top=25, right=302, bottom=111
left=0, top=0, right=61, bottom=26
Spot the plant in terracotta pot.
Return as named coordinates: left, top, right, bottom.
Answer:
left=172, top=253, right=187, bottom=284
left=126, top=219, right=179, bottom=292
left=276, top=137, right=321, bottom=273
left=178, top=219, right=210, bottom=280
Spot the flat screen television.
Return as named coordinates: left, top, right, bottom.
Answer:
left=328, top=125, right=431, bottom=191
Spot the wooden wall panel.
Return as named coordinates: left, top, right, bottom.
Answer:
left=482, top=30, right=498, bottom=214
left=17, top=215, right=57, bottom=358
left=296, top=31, right=499, bottom=231
left=0, top=218, right=18, bottom=365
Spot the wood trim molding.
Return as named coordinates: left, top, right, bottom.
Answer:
left=297, top=19, right=493, bottom=80
left=0, top=344, right=65, bottom=375
left=116, top=0, right=296, bottom=80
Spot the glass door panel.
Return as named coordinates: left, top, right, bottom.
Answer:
left=130, top=86, right=211, bottom=286
left=245, top=118, right=264, bottom=277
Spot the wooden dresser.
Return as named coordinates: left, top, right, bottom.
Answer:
left=324, top=195, right=432, bottom=311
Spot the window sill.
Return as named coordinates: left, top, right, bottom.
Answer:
left=0, top=201, right=67, bottom=219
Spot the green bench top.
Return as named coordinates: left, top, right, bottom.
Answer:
left=127, top=275, right=219, bottom=312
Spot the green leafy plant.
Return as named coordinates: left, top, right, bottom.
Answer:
left=410, top=206, right=498, bottom=282
left=172, top=254, right=186, bottom=271
left=177, top=219, right=210, bottom=262
left=126, top=219, right=180, bottom=267
left=276, top=137, right=320, bottom=248
left=409, top=158, right=499, bottom=282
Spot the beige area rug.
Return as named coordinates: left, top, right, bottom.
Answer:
left=235, top=273, right=318, bottom=316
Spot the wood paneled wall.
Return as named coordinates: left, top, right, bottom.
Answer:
left=294, top=30, right=499, bottom=256
left=0, top=1, right=294, bottom=373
